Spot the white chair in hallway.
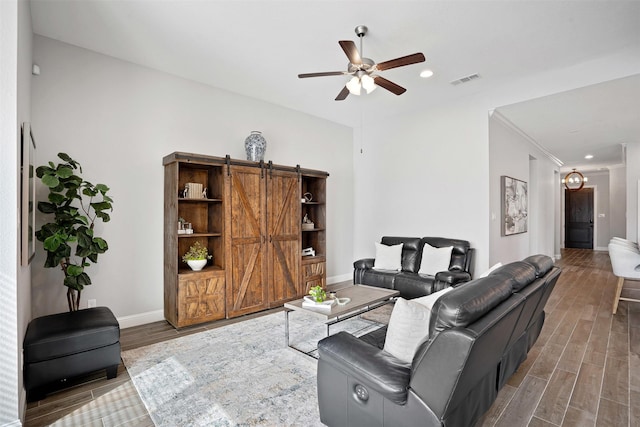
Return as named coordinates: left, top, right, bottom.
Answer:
left=608, top=240, right=640, bottom=314
left=611, top=236, right=639, bottom=251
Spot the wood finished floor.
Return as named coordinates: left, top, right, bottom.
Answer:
left=24, top=249, right=638, bottom=426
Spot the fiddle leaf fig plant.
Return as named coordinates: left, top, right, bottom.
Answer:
left=35, top=152, right=114, bottom=311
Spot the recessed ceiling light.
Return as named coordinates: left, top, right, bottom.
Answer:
left=585, top=154, right=594, bottom=159
left=420, top=69, right=434, bottom=78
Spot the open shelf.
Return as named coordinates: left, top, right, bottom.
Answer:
left=177, top=264, right=224, bottom=275
left=178, top=233, right=223, bottom=238
left=178, top=198, right=222, bottom=203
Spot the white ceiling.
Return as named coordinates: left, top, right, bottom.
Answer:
left=30, top=0, right=640, bottom=170
left=496, top=73, right=640, bottom=172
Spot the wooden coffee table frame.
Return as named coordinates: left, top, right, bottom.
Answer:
left=283, top=285, right=399, bottom=357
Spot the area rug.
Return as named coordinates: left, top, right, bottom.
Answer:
left=122, top=310, right=383, bottom=426
left=360, top=302, right=393, bottom=324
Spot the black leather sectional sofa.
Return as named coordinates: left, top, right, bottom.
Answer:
left=318, top=255, right=560, bottom=427
left=353, top=236, right=474, bottom=298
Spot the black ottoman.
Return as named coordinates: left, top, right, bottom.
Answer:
left=23, top=306, right=121, bottom=400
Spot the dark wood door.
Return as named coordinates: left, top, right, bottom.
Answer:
left=565, top=188, right=594, bottom=249
left=267, top=170, right=301, bottom=306
left=227, top=166, right=268, bottom=317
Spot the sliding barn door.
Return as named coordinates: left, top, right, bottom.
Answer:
left=267, top=170, right=301, bottom=306
left=226, top=165, right=268, bottom=317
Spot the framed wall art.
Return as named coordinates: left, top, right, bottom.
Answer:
left=21, top=122, right=36, bottom=265
left=501, top=175, right=528, bottom=236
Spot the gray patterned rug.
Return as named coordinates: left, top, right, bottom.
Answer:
left=122, top=310, right=383, bottom=426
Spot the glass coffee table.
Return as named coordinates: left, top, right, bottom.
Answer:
left=283, top=284, right=399, bottom=357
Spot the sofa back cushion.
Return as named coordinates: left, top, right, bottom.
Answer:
left=523, top=254, right=554, bottom=278
left=421, top=237, right=471, bottom=272
left=381, top=236, right=422, bottom=273
left=489, top=261, right=536, bottom=291
left=430, top=275, right=514, bottom=334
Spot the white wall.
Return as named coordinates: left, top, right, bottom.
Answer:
left=2, top=0, right=33, bottom=423
left=627, top=143, right=640, bottom=242
left=580, top=172, right=610, bottom=250
left=353, top=95, right=489, bottom=275
left=488, top=113, right=558, bottom=265
left=16, top=0, right=33, bottom=418
left=609, top=166, right=626, bottom=240
left=31, top=36, right=353, bottom=322
left=0, top=1, right=20, bottom=424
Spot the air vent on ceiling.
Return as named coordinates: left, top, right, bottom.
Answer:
left=450, top=73, right=480, bottom=85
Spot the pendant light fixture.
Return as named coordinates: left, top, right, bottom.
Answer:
left=562, top=168, right=588, bottom=191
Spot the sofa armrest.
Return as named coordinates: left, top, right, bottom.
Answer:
left=435, top=270, right=471, bottom=289
left=354, top=258, right=375, bottom=269
left=318, top=331, right=411, bottom=404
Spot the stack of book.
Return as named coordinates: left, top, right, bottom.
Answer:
left=186, top=182, right=203, bottom=199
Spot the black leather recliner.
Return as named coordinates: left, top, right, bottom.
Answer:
left=353, top=236, right=475, bottom=298
left=318, top=255, right=560, bottom=427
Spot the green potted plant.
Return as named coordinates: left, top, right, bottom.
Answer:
left=309, top=285, right=327, bottom=303
left=182, top=241, right=212, bottom=271
left=35, top=153, right=113, bottom=311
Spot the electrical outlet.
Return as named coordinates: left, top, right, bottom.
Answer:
left=88, top=299, right=97, bottom=308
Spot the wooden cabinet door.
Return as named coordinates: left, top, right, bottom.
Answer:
left=267, top=170, right=301, bottom=306
left=226, top=166, right=268, bottom=317
left=301, top=260, right=326, bottom=295
left=176, top=270, right=226, bottom=327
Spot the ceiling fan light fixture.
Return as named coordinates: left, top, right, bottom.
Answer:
left=361, top=74, right=376, bottom=93
left=346, top=76, right=361, bottom=95
left=298, top=25, right=425, bottom=100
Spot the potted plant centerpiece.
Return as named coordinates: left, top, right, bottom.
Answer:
left=309, top=285, right=327, bottom=303
left=35, top=153, right=113, bottom=312
left=182, top=241, right=212, bottom=271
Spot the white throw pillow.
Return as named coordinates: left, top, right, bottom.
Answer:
left=418, top=243, right=453, bottom=276
left=412, top=286, right=454, bottom=311
left=383, top=298, right=431, bottom=364
left=478, top=262, right=503, bottom=278
left=373, top=242, right=403, bottom=271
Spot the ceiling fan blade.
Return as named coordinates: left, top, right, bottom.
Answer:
left=339, top=40, right=362, bottom=65
left=373, top=76, right=406, bottom=95
left=298, top=71, right=346, bottom=78
left=335, top=86, right=350, bottom=101
left=375, top=53, right=426, bottom=71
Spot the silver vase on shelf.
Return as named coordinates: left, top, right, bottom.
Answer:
left=244, top=131, right=267, bottom=161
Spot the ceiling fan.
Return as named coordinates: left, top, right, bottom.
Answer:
left=298, top=25, right=426, bottom=101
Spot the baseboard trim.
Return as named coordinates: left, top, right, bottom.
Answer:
left=595, top=246, right=608, bottom=252
left=117, top=309, right=164, bottom=329
left=2, top=419, right=22, bottom=427
left=327, top=273, right=351, bottom=285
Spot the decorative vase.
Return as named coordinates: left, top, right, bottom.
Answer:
left=244, top=131, right=267, bottom=161
left=187, top=259, right=207, bottom=271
